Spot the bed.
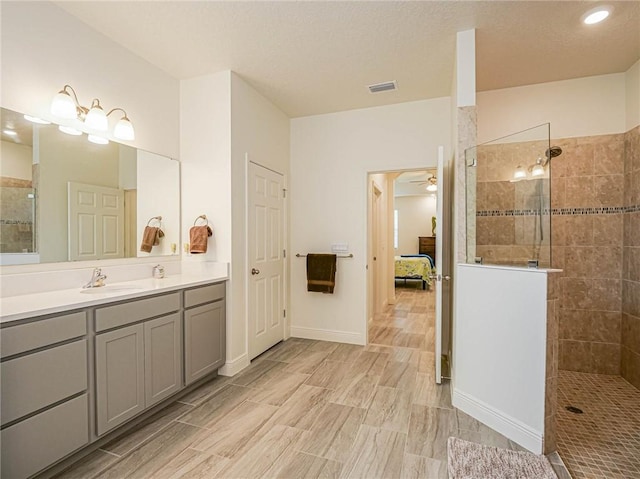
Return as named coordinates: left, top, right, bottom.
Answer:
left=394, top=254, right=434, bottom=290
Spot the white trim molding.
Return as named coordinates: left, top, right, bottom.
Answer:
left=218, top=353, right=250, bottom=377
left=452, top=388, right=543, bottom=454
left=290, top=326, right=365, bottom=345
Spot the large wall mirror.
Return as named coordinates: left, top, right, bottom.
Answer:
left=0, top=107, right=180, bottom=266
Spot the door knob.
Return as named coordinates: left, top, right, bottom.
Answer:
left=251, top=268, right=260, bottom=275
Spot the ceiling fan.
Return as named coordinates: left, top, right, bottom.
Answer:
left=409, top=174, right=438, bottom=192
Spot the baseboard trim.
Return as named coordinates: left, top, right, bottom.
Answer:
left=290, top=326, right=365, bottom=345
left=452, top=388, right=543, bottom=454
left=218, top=353, right=250, bottom=377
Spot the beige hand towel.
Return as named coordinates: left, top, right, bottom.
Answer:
left=140, top=226, right=159, bottom=253
left=189, top=225, right=213, bottom=254
left=154, top=228, right=165, bottom=246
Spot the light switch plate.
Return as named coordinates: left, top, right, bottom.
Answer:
left=331, top=243, right=349, bottom=253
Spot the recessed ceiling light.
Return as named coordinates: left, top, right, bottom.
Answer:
left=582, top=6, right=612, bottom=25
left=3, top=129, right=17, bottom=136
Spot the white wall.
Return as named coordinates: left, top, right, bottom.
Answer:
left=180, top=71, right=289, bottom=375
left=290, top=98, right=451, bottom=344
left=136, top=151, right=180, bottom=257
left=229, top=72, right=290, bottom=368
left=477, top=73, right=627, bottom=142
left=1, top=2, right=179, bottom=159
left=1, top=141, right=32, bottom=180
left=454, top=264, right=548, bottom=453
left=394, top=195, right=436, bottom=255
left=626, top=60, right=640, bottom=130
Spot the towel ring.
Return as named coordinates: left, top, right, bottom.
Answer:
left=147, top=215, right=162, bottom=226
left=193, top=214, right=209, bottom=226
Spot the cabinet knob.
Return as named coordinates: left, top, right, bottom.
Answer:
left=251, top=268, right=260, bottom=275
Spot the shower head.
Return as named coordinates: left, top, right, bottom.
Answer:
left=546, top=146, right=562, bottom=159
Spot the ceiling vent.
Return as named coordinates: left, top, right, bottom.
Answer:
left=368, top=81, right=397, bottom=93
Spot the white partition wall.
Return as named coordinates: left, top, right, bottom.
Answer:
left=453, top=263, right=551, bottom=453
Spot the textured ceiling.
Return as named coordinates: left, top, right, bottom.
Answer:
left=54, top=1, right=640, bottom=118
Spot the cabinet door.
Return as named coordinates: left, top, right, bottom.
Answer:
left=144, top=313, right=182, bottom=407
left=96, top=324, right=145, bottom=435
left=184, top=300, right=226, bottom=385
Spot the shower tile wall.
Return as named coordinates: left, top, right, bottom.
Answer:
left=622, top=125, right=640, bottom=388
left=475, top=141, right=551, bottom=266
left=552, top=133, right=624, bottom=375
left=0, top=177, right=35, bottom=253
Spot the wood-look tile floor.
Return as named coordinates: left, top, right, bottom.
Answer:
left=56, top=285, right=564, bottom=479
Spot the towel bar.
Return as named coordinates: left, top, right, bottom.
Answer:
left=295, top=253, right=353, bottom=258
left=146, top=215, right=162, bottom=226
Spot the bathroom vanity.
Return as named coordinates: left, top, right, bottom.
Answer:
left=0, top=275, right=227, bottom=478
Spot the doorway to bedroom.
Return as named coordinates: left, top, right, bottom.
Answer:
left=366, top=166, right=442, bottom=376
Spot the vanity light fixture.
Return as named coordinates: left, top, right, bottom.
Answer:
left=531, top=158, right=545, bottom=177
left=50, top=85, right=135, bottom=141
left=23, top=114, right=50, bottom=125
left=512, top=146, right=563, bottom=181
left=88, top=134, right=109, bottom=145
left=513, top=165, right=527, bottom=180
left=59, top=125, right=82, bottom=136
left=426, top=183, right=438, bottom=192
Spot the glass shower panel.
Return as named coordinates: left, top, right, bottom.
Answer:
left=465, top=124, right=551, bottom=267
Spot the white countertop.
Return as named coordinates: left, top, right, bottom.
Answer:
left=1, top=270, right=228, bottom=324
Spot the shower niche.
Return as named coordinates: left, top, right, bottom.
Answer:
left=465, top=123, right=554, bottom=268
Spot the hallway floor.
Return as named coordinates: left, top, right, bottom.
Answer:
left=557, top=370, right=640, bottom=479
left=56, top=286, right=564, bottom=478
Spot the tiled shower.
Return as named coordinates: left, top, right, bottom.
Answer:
left=468, top=124, right=640, bottom=478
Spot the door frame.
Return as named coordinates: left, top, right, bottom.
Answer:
left=245, top=157, right=287, bottom=360
left=365, top=151, right=450, bottom=376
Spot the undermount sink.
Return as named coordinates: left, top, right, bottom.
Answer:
left=80, top=285, right=144, bottom=294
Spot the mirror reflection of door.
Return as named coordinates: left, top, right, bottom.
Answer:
left=68, top=182, right=124, bottom=261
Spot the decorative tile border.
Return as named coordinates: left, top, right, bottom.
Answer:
left=477, top=206, right=640, bottom=217
left=0, top=220, right=33, bottom=225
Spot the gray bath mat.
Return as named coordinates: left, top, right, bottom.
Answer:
left=447, top=437, right=558, bottom=479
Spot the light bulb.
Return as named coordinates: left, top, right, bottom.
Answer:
left=85, top=102, right=108, bottom=131
left=59, top=125, right=82, bottom=136
left=113, top=116, right=135, bottom=140
left=51, top=90, right=78, bottom=119
left=513, top=166, right=527, bottom=180
left=426, top=183, right=437, bottom=192
left=88, top=134, right=109, bottom=145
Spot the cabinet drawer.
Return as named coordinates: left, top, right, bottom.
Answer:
left=96, top=292, right=180, bottom=332
left=1, top=339, right=87, bottom=426
left=1, top=394, right=89, bottom=479
left=184, top=282, right=225, bottom=308
left=1, top=311, right=86, bottom=358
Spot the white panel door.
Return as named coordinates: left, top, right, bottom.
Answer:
left=248, top=162, right=284, bottom=360
left=435, top=146, right=451, bottom=384
left=68, top=182, right=124, bottom=261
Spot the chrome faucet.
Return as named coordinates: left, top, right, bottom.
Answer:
left=83, top=268, right=107, bottom=289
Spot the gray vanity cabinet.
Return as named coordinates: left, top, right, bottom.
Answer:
left=144, top=312, right=182, bottom=406
left=184, top=283, right=226, bottom=384
left=95, top=323, right=145, bottom=435
left=0, top=311, right=89, bottom=479
left=94, top=292, right=181, bottom=435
